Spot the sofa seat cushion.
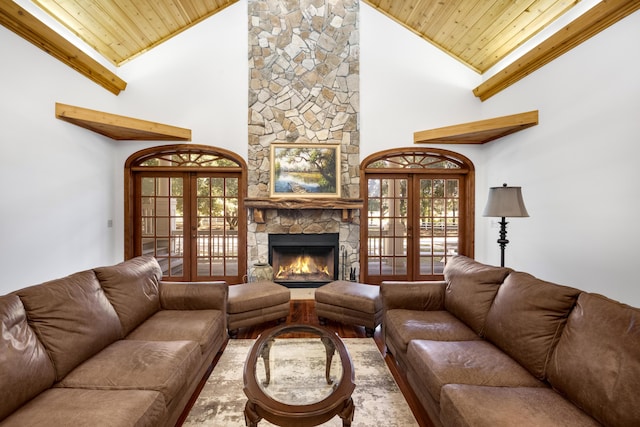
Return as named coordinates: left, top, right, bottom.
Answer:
left=56, top=339, right=201, bottom=406
left=94, top=256, right=163, bottom=336
left=1, top=388, right=166, bottom=427
left=406, top=340, right=544, bottom=405
left=443, top=256, right=512, bottom=335
left=0, top=295, right=56, bottom=421
left=126, top=309, right=224, bottom=355
left=547, top=293, right=640, bottom=427
left=484, top=272, right=581, bottom=379
left=440, top=384, right=600, bottom=427
left=385, top=309, right=479, bottom=353
left=14, top=270, right=123, bottom=381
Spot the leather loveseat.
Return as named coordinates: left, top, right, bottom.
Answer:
left=382, top=255, right=639, bottom=427
left=0, top=256, right=228, bottom=427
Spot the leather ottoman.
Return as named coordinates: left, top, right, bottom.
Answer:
left=227, top=281, right=291, bottom=338
left=315, top=280, right=382, bottom=337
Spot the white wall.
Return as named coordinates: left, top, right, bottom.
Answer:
left=360, top=3, right=482, bottom=160
left=115, top=2, right=247, bottom=150
left=359, top=3, right=494, bottom=264
left=111, top=1, right=248, bottom=260
left=0, top=2, right=247, bottom=295
left=0, top=25, right=119, bottom=293
left=478, top=11, right=640, bottom=305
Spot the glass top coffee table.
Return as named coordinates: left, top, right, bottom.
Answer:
left=243, top=324, right=355, bottom=426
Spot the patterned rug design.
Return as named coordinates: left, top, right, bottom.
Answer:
left=184, top=338, right=419, bottom=426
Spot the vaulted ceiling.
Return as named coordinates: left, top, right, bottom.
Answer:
left=29, top=0, right=579, bottom=72
left=2, top=0, right=639, bottom=97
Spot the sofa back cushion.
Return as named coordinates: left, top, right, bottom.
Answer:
left=15, top=270, right=122, bottom=381
left=94, top=256, right=162, bottom=336
left=0, top=295, right=56, bottom=421
left=547, top=293, right=640, bottom=427
left=484, top=272, right=580, bottom=379
left=443, top=256, right=511, bottom=335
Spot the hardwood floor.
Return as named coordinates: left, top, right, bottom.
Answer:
left=177, top=299, right=434, bottom=427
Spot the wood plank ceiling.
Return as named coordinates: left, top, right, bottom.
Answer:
left=31, top=0, right=238, bottom=66
left=30, top=0, right=579, bottom=72
left=363, top=0, right=580, bottom=73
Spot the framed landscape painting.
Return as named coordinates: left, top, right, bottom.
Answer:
left=270, top=143, right=341, bottom=198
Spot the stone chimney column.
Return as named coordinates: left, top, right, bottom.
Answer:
left=247, top=0, right=360, bottom=277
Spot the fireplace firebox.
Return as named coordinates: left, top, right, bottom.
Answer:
left=268, top=233, right=339, bottom=288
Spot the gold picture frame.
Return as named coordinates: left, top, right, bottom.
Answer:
left=270, top=143, right=341, bottom=198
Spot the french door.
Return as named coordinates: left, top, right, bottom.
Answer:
left=125, top=145, right=247, bottom=284
left=134, top=172, right=242, bottom=282
left=361, top=149, right=473, bottom=284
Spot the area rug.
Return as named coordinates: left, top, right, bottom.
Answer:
left=183, top=338, right=419, bottom=426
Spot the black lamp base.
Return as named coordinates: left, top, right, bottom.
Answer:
left=497, top=216, right=509, bottom=268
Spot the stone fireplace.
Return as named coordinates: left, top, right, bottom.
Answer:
left=246, top=0, right=360, bottom=286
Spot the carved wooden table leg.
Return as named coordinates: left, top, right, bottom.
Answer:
left=259, top=337, right=275, bottom=386
left=339, top=397, right=355, bottom=427
left=244, top=401, right=261, bottom=427
left=321, top=336, right=336, bottom=384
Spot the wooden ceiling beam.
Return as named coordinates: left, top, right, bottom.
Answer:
left=414, top=111, right=539, bottom=144
left=0, top=0, right=126, bottom=95
left=474, top=0, right=640, bottom=101
left=55, top=103, right=191, bottom=141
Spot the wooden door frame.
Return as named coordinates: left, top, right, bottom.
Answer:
left=124, top=144, right=248, bottom=282
left=360, top=147, right=474, bottom=283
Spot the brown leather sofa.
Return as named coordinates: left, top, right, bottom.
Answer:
left=0, top=256, right=228, bottom=427
left=382, top=255, right=640, bottom=427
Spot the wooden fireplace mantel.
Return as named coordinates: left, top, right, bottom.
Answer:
left=244, top=198, right=363, bottom=223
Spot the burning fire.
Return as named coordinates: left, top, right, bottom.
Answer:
left=275, top=255, right=330, bottom=280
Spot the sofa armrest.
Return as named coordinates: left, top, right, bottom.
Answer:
left=159, top=281, right=228, bottom=312
left=381, top=281, right=446, bottom=312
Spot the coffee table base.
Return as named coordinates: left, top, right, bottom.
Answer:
left=244, top=396, right=354, bottom=427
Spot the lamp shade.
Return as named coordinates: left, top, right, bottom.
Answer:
left=483, top=184, right=529, bottom=218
